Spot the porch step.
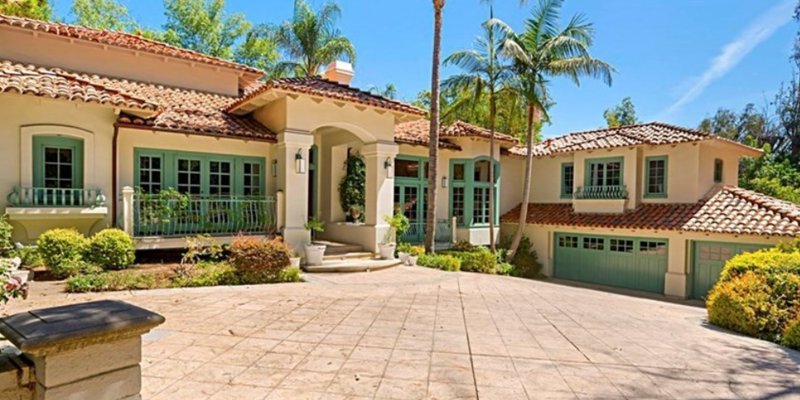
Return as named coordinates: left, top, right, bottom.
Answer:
left=318, top=241, right=365, bottom=256
left=304, top=258, right=402, bottom=273
left=323, top=252, right=375, bottom=261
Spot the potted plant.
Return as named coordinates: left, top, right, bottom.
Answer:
left=397, top=242, right=412, bottom=265
left=379, top=209, right=409, bottom=260
left=304, top=217, right=326, bottom=266
left=408, top=246, right=425, bottom=266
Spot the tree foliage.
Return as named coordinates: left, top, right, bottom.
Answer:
left=603, top=97, right=639, bottom=127
left=0, top=0, right=52, bottom=20
left=71, top=0, right=135, bottom=31
left=274, top=0, right=356, bottom=77
left=162, top=0, right=250, bottom=60
left=234, top=24, right=280, bottom=74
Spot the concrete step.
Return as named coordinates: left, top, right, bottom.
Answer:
left=304, top=258, right=402, bottom=273
left=319, top=241, right=365, bottom=256
left=323, top=252, right=375, bottom=261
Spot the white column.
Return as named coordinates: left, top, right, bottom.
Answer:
left=121, top=186, right=134, bottom=236
left=277, top=129, right=314, bottom=252
left=361, top=142, right=399, bottom=250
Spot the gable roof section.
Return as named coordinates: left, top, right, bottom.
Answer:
left=507, top=122, right=761, bottom=157
left=501, top=186, right=800, bottom=237
left=0, top=14, right=262, bottom=76
left=228, top=77, right=427, bottom=117
left=394, top=120, right=519, bottom=150
left=0, top=59, right=159, bottom=112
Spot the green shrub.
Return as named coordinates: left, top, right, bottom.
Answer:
left=707, top=271, right=800, bottom=341
left=776, top=238, right=800, bottom=253
left=409, top=246, right=425, bottom=257
left=454, top=247, right=497, bottom=274
left=37, top=229, right=88, bottom=278
left=0, top=215, right=12, bottom=257
left=418, top=254, right=461, bottom=271
left=66, top=269, right=157, bottom=293
left=782, top=316, right=800, bottom=350
left=719, top=249, right=800, bottom=282
left=508, top=236, right=543, bottom=279
left=171, top=261, right=238, bottom=287
left=14, top=246, right=42, bottom=267
left=229, top=236, right=291, bottom=283
left=397, top=242, right=413, bottom=254
left=280, top=266, right=302, bottom=283
left=85, top=229, right=135, bottom=270
left=452, top=240, right=476, bottom=252
left=66, top=273, right=109, bottom=293
left=496, top=262, right=514, bottom=276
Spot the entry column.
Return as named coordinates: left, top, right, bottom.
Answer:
left=277, top=129, right=314, bottom=252
left=362, top=142, right=399, bottom=251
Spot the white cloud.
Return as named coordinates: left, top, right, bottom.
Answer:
left=661, top=0, right=795, bottom=117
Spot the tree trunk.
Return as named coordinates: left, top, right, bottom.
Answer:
left=425, top=1, right=445, bottom=253
left=488, top=89, right=497, bottom=251
left=508, top=104, right=538, bottom=259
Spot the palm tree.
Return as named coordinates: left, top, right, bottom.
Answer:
left=367, top=83, right=398, bottom=99
left=503, top=0, right=615, bottom=258
left=443, top=12, right=515, bottom=251
left=275, top=0, right=356, bottom=77
left=424, top=0, right=446, bottom=253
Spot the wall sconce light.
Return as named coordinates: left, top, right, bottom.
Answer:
left=384, top=157, right=393, bottom=178
left=441, top=176, right=448, bottom=188
left=271, top=160, right=278, bottom=177
left=295, top=149, right=306, bottom=174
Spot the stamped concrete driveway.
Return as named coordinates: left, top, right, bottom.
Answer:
left=8, top=267, right=800, bottom=399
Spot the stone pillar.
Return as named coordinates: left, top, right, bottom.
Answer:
left=276, top=190, right=285, bottom=232
left=277, top=129, right=314, bottom=253
left=121, top=186, right=135, bottom=236
left=664, top=236, right=689, bottom=298
left=362, top=142, right=399, bottom=251
left=0, top=300, right=165, bottom=400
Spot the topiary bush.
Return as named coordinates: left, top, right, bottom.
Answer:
left=229, top=236, right=291, bottom=283
left=782, top=316, right=800, bottom=350
left=418, top=254, right=461, bottom=271
left=37, top=228, right=89, bottom=278
left=0, top=215, right=13, bottom=257
left=85, top=229, right=135, bottom=270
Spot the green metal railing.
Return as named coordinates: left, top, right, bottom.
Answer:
left=400, top=219, right=453, bottom=244
left=133, top=194, right=277, bottom=237
left=574, top=185, right=628, bottom=200
left=7, top=187, right=105, bottom=207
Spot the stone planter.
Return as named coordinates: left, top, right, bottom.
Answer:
left=304, top=244, right=327, bottom=266
left=408, top=255, right=419, bottom=266
left=398, top=252, right=410, bottom=265
left=290, top=257, right=302, bottom=268
left=378, top=243, right=396, bottom=260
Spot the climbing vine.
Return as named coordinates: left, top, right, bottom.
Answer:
left=338, top=153, right=366, bottom=222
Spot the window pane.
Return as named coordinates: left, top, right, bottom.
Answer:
left=209, top=161, right=232, bottom=196
left=562, top=164, right=574, bottom=196
left=45, top=148, right=58, bottom=163
left=474, top=160, right=491, bottom=182
left=647, top=159, right=666, bottom=194
left=243, top=162, right=261, bottom=196
left=605, top=162, right=621, bottom=186
left=395, top=159, right=420, bottom=178
left=453, top=164, right=465, bottom=181
left=177, top=159, right=201, bottom=194
left=452, top=187, right=465, bottom=224
left=590, top=163, right=604, bottom=186
left=583, top=237, right=604, bottom=251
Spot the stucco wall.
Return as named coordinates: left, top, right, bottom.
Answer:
left=0, top=94, right=117, bottom=240
left=0, top=27, right=242, bottom=96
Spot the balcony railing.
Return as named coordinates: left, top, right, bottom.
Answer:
left=574, top=185, right=628, bottom=200
left=133, top=194, right=277, bottom=237
left=7, top=187, right=105, bottom=207
left=400, top=219, right=454, bottom=244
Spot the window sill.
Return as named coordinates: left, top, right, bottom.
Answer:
left=643, top=193, right=668, bottom=199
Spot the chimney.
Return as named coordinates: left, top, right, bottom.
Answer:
left=323, top=61, right=354, bottom=86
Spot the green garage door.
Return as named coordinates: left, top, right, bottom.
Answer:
left=691, top=241, right=769, bottom=300
left=553, top=233, right=668, bottom=294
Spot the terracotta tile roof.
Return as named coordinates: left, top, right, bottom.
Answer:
left=394, top=120, right=518, bottom=150
left=501, top=186, right=800, bottom=237
left=228, top=77, right=427, bottom=116
left=0, top=14, right=262, bottom=76
left=0, top=59, right=159, bottom=112
left=394, top=120, right=461, bottom=150
left=507, top=122, right=760, bottom=157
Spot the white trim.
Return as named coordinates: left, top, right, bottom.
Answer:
left=20, top=125, right=95, bottom=187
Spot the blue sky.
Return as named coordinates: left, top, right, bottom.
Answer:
left=52, top=0, right=798, bottom=138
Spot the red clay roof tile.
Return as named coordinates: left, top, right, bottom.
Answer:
left=394, top=120, right=518, bottom=149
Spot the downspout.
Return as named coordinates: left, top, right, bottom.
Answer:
left=111, top=124, right=119, bottom=228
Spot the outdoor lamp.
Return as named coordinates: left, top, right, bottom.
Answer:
left=295, top=149, right=306, bottom=174
left=271, top=160, right=278, bottom=177
left=441, top=176, right=448, bottom=188
left=385, top=157, right=393, bottom=178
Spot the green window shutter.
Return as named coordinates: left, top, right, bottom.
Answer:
left=561, top=163, right=574, bottom=198
left=33, top=136, right=84, bottom=189
left=644, top=156, right=668, bottom=198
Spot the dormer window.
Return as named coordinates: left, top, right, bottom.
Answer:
left=714, top=159, right=723, bottom=183
left=645, top=156, right=668, bottom=198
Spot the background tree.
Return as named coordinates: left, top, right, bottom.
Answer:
left=367, top=83, right=398, bottom=99
left=603, top=97, right=639, bottom=127
left=235, top=24, right=280, bottom=73
left=274, top=0, right=355, bottom=77
left=162, top=0, right=250, bottom=59
left=71, top=0, right=134, bottom=31
left=503, top=0, right=614, bottom=258
left=0, top=0, right=52, bottom=19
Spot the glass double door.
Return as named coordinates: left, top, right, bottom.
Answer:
left=394, top=183, right=427, bottom=243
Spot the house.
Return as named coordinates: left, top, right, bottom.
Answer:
left=1, top=14, right=797, bottom=299
left=499, top=122, right=800, bottom=299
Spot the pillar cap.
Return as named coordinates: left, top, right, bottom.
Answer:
left=0, top=300, right=165, bottom=356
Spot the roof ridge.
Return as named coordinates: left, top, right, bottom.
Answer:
left=0, top=13, right=262, bottom=76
